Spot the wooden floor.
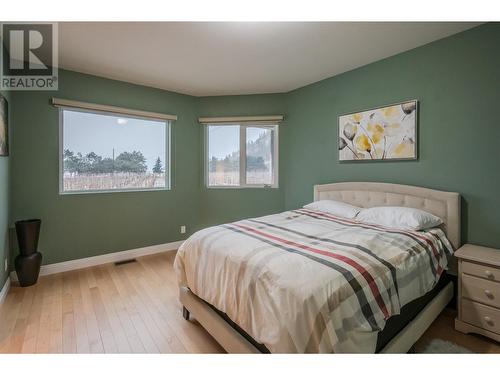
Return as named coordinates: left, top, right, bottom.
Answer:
left=0, top=252, right=224, bottom=353
left=1, top=251, right=499, bottom=354
left=414, top=308, right=500, bottom=354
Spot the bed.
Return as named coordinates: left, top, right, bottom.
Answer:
left=174, top=182, right=460, bottom=353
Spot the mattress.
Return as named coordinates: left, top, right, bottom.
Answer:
left=174, top=208, right=454, bottom=353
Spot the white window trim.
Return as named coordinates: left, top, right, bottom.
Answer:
left=205, top=123, right=279, bottom=189
left=58, top=106, right=172, bottom=195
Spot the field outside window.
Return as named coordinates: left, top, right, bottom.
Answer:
left=60, top=108, right=170, bottom=194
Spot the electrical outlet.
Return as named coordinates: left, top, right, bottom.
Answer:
left=4, top=258, right=7, bottom=272
left=180, top=225, right=186, bottom=234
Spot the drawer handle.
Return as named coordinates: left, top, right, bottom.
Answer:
left=484, top=316, right=494, bottom=326
left=484, top=270, right=494, bottom=279
left=484, top=289, right=494, bottom=299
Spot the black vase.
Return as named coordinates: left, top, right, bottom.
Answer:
left=15, top=219, right=42, bottom=287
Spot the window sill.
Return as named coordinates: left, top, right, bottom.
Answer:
left=205, top=185, right=279, bottom=190
left=59, top=187, right=171, bottom=195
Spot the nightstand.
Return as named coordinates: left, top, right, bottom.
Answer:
left=455, top=244, right=500, bottom=342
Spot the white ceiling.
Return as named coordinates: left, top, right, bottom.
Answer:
left=59, top=22, right=479, bottom=97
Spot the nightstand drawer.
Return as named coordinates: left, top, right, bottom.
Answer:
left=462, top=299, right=500, bottom=334
left=462, top=274, right=500, bottom=309
left=462, top=261, right=500, bottom=281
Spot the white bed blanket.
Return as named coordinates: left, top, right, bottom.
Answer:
left=174, top=209, right=453, bottom=353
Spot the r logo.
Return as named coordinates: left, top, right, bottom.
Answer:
left=1, top=22, right=58, bottom=90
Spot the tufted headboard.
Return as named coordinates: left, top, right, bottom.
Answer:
left=314, top=182, right=461, bottom=249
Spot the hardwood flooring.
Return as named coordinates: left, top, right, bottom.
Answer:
left=1, top=251, right=499, bottom=354
left=414, top=308, right=500, bottom=353
left=0, top=251, right=224, bottom=353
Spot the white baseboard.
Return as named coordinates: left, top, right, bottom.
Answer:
left=0, top=277, right=11, bottom=304
left=10, top=240, right=183, bottom=282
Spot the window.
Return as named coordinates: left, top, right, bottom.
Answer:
left=60, top=108, right=170, bottom=194
left=206, top=124, right=278, bottom=188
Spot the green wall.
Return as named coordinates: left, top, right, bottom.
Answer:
left=283, top=23, right=500, bottom=248
left=197, top=94, right=287, bottom=227
left=0, top=88, right=10, bottom=287
left=9, top=72, right=288, bottom=268
left=10, top=70, right=203, bottom=265
left=6, top=23, right=499, bottom=271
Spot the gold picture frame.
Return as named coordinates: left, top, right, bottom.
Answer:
left=0, top=94, right=8, bottom=157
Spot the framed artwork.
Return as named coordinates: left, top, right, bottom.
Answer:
left=0, top=94, right=8, bottom=156
left=338, top=100, right=417, bottom=161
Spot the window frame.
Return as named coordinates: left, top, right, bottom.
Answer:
left=58, top=106, right=172, bottom=195
left=205, top=122, right=279, bottom=189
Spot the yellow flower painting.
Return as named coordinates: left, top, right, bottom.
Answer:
left=0, top=94, right=8, bottom=157
left=338, top=100, right=417, bottom=161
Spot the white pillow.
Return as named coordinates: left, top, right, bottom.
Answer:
left=303, top=200, right=361, bottom=219
left=357, top=206, right=443, bottom=230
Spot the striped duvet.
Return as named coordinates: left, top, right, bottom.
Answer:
left=174, top=208, right=454, bottom=353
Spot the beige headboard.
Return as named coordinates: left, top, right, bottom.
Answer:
left=314, top=182, right=461, bottom=249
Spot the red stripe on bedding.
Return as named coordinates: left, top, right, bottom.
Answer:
left=232, top=222, right=390, bottom=319
left=298, top=208, right=444, bottom=275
